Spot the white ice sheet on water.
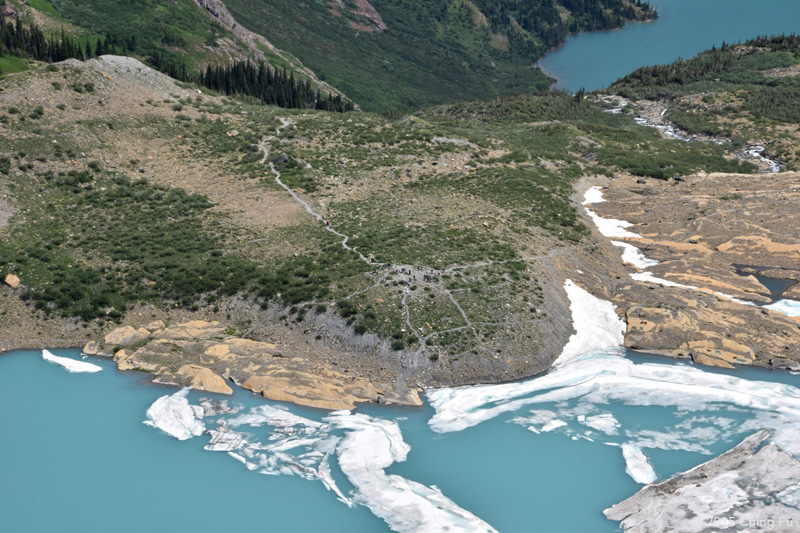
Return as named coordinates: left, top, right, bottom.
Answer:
left=621, top=443, right=657, bottom=484
left=765, top=299, right=800, bottom=317
left=427, top=280, right=625, bottom=433
left=41, top=349, right=102, bottom=373
left=327, top=411, right=497, bottom=533
left=144, top=388, right=205, bottom=440
left=428, top=280, right=800, bottom=465
left=189, top=401, right=494, bottom=532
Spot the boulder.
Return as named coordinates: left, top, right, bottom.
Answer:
left=156, top=320, right=225, bottom=340
left=4, top=274, right=20, bottom=289
left=177, top=365, right=233, bottom=395
left=273, top=153, right=289, bottom=164
left=143, top=320, right=165, bottom=332
left=104, top=326, right=150, bottom=346
left=82, top=341, right=99, bottom=355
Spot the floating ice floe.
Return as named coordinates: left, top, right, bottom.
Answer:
left=226, top=404, right=325, bottom=431
left=582, top=414, right=621, bottom=435
left=428, top=275, right=800, bottom=476
left=541, top=419, right=568, bottom=432
left=144, top=388, right=205, bottom=440
left=198, top=401, right=496, bottom=530
left=621, top=443, right=657, bottom=484
left=764, top=299, right=800, bottom=317
left=327, top=411, right=497, bottom=533
left=41, top=349, right=102, bottom=373
left=432, top=345, right=800, bottom=455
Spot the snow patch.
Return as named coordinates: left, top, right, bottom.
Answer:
left=611, top=241, right=659, bottom=270
left=582, top=187, right=641, bottom=238
left=552, top=280, right=625, bottom=368
left=41, top=349, right=102, bottom=373
left=582, top=186, right=607, bottom=206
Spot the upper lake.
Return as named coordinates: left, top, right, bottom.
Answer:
left=537, top=0, right=800, bottom=92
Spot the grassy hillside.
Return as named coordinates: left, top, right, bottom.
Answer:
left=0, top=55, right=757, bottom=366
left=222, top=0, right=655, bottom=110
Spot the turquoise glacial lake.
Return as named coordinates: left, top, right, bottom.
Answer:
left=2, top=347, right=800, bottom=532
left=538, top=0, right=800, bottom=92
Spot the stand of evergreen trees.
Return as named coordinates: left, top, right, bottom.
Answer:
left=473, top=0, right=656, bottom=58
left=0, top=12, right=352, bottom=113
left=0, top=17, right=121, bottom=66
left=200, top=61, right=353, bottom=112
left=612, top=34, right=800, bottom=90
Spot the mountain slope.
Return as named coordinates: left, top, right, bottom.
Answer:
left=1, top=47, right=774, bottom=398
left=3, top=0, right=350, bottom=101
left=222, top=0, right=656, bottom=110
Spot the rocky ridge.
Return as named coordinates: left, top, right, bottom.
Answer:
left=191, top=0, right=352, bottom=102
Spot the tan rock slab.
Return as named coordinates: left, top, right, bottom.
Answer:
left=204, top=344, right=231, bottom=358
left=224, top=337, right=279, bottom=356
left=82, top=341, right=99, bottom=355
left=4, top=274, right=20, bottom=289
left=242, top=367, right=381, bottom=410
left=143, top=320, right=165, bottom=332
left=717, top=235, right=800, bottom=258
left=177, top=365, right=233, bottom=395
left=105, top=326, right=150, bottom=346
left=156, top=320, right=226, bottom=340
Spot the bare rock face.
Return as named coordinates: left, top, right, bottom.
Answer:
left=95, top=319, right=419, bottom=409
left=241, top=364, right=382, bottom=410
left=104, top=326, right=150, bottom=347
left=4, top=274, right=20, bottom=289
left=82, top=341, right=99, bottom=355
left=623, top=295, right=800, bottom=369
left=597, top=172, right=800, bottom=370
left=175, top=364, right=233, bottom=395
left=605, top=430, right=800, bottom=532
left=785, top=283, right=800, bottom=300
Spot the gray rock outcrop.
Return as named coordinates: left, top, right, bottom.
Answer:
left=605, top=430, right=800, bottom=532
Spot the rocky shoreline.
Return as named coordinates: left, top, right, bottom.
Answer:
left=4, top=170, right=800, bottom=409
